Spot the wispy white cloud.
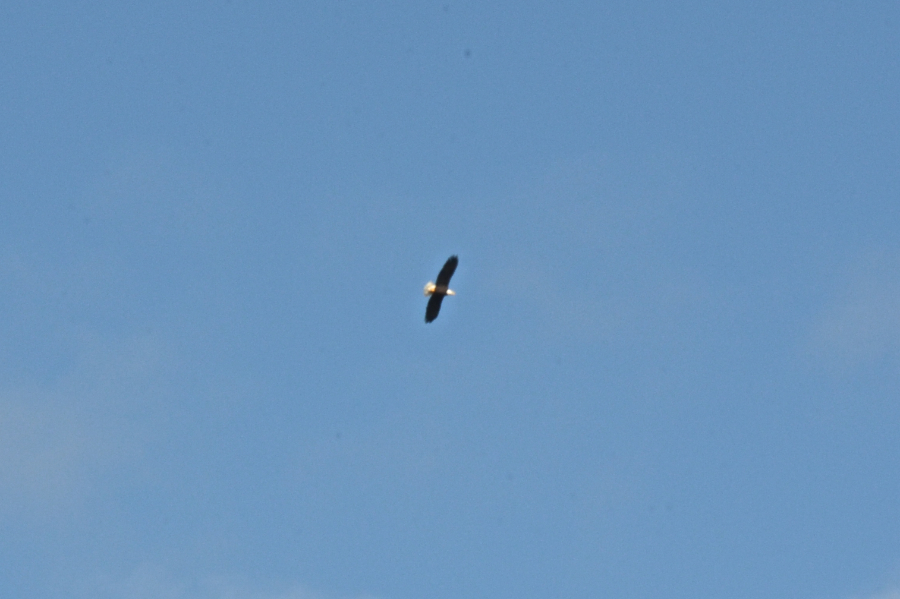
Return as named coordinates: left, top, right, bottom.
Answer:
left=0, top=331, right=166, bottom=519
left=856, top=588, right=900, bottom=599
left=101, top=564, right=379, bottom=599
left=0, top=390, right=96, bottom=510
left=467, top=149, right=714, bottom=347
left=479, top=248, right=711, bottom=350
left=805, top=252, right=900, bottom=373
left=482, top=255, right=621, bottom=338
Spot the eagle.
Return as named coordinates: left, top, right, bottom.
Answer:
left=424, top=255, right=458, bottom=323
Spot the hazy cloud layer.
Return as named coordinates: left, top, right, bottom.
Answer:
left=101, top=564, right=378, bottom=599
left=858, top=589, right=900, bottom=599
left=0, top=331, right=167, bottom=519
left=806, top=252, right=900, bottom=373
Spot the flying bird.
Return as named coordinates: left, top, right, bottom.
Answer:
left=424, top=255, right=458, bottom=323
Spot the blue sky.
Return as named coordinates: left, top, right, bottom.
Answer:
left=2, top=2, right=900, bottom=598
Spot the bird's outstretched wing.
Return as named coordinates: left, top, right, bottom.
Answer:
left=425, top=293, right=444, bottom=323
left=436, top=255, right=458, bottom=287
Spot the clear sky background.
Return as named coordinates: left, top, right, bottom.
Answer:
left=2, top=2, right=900, bottom=598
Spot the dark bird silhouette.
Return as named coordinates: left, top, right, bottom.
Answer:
left=424, top=255, right=458, bottom=323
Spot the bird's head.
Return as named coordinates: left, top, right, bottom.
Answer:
left=424, top=282, right=436, bottom=296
